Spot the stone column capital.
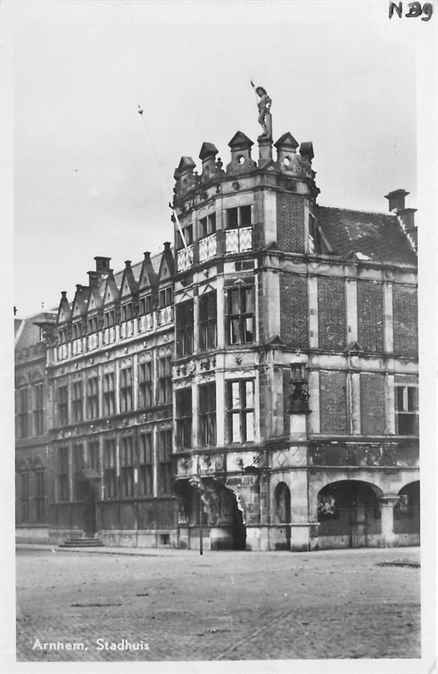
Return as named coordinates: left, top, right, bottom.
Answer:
left=379, top=494, right=400, bottom=506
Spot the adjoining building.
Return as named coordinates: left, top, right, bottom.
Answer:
left=15, top=113, right=419, bottom=551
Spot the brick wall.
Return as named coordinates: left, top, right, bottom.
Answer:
left=360, top=373, right=385, bottom=435
left=319, top=370, right=347, bottom=434
left=318, top=277, right=346, bottom=350
left=393, top=284, right=418, bottom=357
left=357, top=280, right=384, bottom=352
left=280, top=273, right=308, bottom=347
left=276, top=192, right=305, bottom=253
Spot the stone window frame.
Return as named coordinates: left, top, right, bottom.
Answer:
left=198, top=381, right=216, bottom=448
left=175, top=388, right=192, bottom=450
left=103, top=438, right=117, bottom=500
left=119, top=367, right=133, bottom=413
left=225, top=282, right=255, bottom=345
left=103, top=372, right=116, bottom=416
left=138, top=432, right=153, bottom=496
left=120, top=435, right=135, bottom=498
left=226, top=379, right=256, bottom=444
left=157, top=428, right=173, bottom=495
left=138, top=360, right=153, bottom=409
left=199, top=291, right=217, bottom=352
left=71, top=380, right=84, bottom=423
left=176, top=299, right=194, bottom=357
left=395, top=384, right=419, bottom=436
left=86, top=375, right=99, bottom=419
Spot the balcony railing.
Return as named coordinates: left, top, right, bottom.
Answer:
left=158, top=305, right=173, bottom=326
left=176, top=245, right=194, bottom=272
left=138, top=313, right=154, bottom=333
left=199, top=233, right=217, bottom=263
left=87, top=333, right=98, bottom=351
left=120, top=320, right=135, bottom=340
left=72, top=338, right=83, bottom=355
left=103, top=327, right=116, bottom=345
left=225, top=226, right=252, bottom=254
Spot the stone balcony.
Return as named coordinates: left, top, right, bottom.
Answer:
left=225, top=226, right=252, bottom=254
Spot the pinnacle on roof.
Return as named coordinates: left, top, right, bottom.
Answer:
left=228, top=131, right=254, bottom=149
left=199, top=142, right=218, bottom=160
left=174, top=156, right=196, bottom=177
left=274, top=132, right=299, bottom=150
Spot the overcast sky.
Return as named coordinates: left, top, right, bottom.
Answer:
left=14, top=0, right=418, bottom=316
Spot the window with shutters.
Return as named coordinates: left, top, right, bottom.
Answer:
left=199, top=292, right=217, bottom=351
left=227, top=379, right=255, bottom=443
left=199, top=382, right=216, bottom=447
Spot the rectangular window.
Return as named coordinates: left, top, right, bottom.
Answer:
left=177, top=224, right=193, bottom=249
left=226, top=205, right=251, bottom=229
left=88, top=440, right=101, bottom=473
left=138, top=433, right=153, bottom=495
left=395, top=385, right=419, bottom=435
left=34, top=469, right=46, bottom=521
left=103, top=373, right=115, bottom=416
left=227, top=379, right=255, bottom=443
left=176, top=300, right=194, bottom=357
left=72, top=381, right=84, bottom=423
left=176, top=388, right=192, bottom=449
left=158, top=429, right=172, bottom=495
left=199, top=382, right=216, bottom=447
left=86, top=376, right=99, bottom=419
left=57, top=385, right=69, bottom=426
left=226, top=285, right=255, bottom=345
left=21, top=472, right=30, bottom=521
left=33, top=383, right=44, bottom=435
left=57, top=446, right=69, bottom=501
left=200, top=213, right=216, bottom=238
left=72, top=443, right=85, bottom=500
left=157, top=355, right=172, bottom=405
left=120, top=436, right=134, bottom=498
left=138, top=361, right=153, bottom=409
left=159, top=287, right=173, bottom=308
left=199, top=291, right=217, bottom=351
left=18, top=388, right=29, bottom=438
left=103, top=439, right=117, bottom=499
left=120, top=367, right=133, bottom=413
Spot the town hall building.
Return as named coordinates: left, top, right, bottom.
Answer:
left=15, top=98, right=419, bottom=551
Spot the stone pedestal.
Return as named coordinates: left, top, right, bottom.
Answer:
left=258, top=137, right=273, bottom=167
left=379, top=496, right=399, bottom=547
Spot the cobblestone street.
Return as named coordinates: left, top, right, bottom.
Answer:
left=16, top=546, right=420, bottom=662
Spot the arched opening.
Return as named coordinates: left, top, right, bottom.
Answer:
left=273, top=482, right=291, bottom=550
left=394, top=481, right=420, bottom=539
left=317, top=480, right=381, bottom=549
left=174, top=479, right=246, bottom=551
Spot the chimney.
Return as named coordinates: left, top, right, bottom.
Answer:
left=384, top=189, right=409, bottom=212
left=88, top=271, right=99, bottom=287
left=94, top=256, right=111, bottom=273
left=144, top=251, right=151, bottom=261
left=61, top=291, right=67, bottom=299
left=164, top=241, right=171, bottom=250
left=124, top=260, right=132, bottom=268
left=398, top=207, right=417, bottom=249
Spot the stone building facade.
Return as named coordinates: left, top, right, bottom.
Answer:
left=15, top=119, right=419, bottom=551
left=15, top=311, right=56, bottom=543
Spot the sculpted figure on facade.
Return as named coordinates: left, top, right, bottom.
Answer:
left=250, top=81, right=272, bottom=140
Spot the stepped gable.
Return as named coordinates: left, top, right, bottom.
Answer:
left=316, top=206, right=417, bottom=266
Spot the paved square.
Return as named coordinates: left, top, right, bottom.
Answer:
left=16, top=546, right=420, bottom=661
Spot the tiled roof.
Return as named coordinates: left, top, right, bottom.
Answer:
left=317, top=206, right=417, bottom=266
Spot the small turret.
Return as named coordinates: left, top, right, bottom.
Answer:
left=226, top=131, right=257, bottom=175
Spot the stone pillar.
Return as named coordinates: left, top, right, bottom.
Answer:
left=263, top=190, right=277, bottom=245
left=383, top=282, right=394, bottom=354
left=289, top=470, right=317, bottom=551
left=351, top=372, right=361, bottom=434
left=385, top=374, right=396, bottom=434
left=191, top=381, right=199, bottom=449
left=68, top=443, right=73, bottom=503
left=216, top=276, right=225, bottom=348
left=132, top=353, right=138, bottom=410
left=193, top=292, right=199, bottom=354
left=262, top=263, right=280, bottom=340
left=215, top=370, right=225, bottom=446
left=379, top=495, right=399, bottom=546
left=345, top=277, right=358, bottom=343
left=98, top=364, right=103, bottom=419
left=258, top=138, right=273, bottom=168
left=115, top=360, right=120, bottom=415
left=307, top=370, right=320, bottom=434
left=308, top=275, right=318, bottom=348
left=152, top=424, right=158, bottom=498
left=99, top=436, right=104, bottom=501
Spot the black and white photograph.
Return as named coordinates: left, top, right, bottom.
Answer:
left=3, top=0, right=436, bottom=671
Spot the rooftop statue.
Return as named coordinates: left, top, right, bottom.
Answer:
left=250, top=81, right=272, bottom=140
